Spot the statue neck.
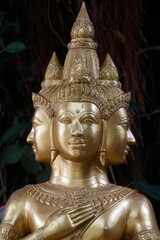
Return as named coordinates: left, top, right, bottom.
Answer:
left=49, top=155, right=110, bottom=188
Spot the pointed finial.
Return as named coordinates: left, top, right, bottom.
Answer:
left=62, top=2, right=98, bottom=81
left=41, top=52, right=63, bottom=88
left=100, top=54, right=121, bottom=88
left=71, top=2, right=94, bottom=39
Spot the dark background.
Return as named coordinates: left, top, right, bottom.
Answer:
left=0, top=0, right=160, bottom=226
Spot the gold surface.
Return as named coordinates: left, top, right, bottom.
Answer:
left=0, top=2, right=159, bottom=240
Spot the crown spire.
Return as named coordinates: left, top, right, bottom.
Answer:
left=71, top=2, right=94, bottom=39
left=41, top=52, right=63, bottom=88
left=62, top=2, right=99, bottom=82
left=100, top=54, right=121, bottom=88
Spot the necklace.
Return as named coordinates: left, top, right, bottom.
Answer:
left=25, top=182, right=134, bottom=209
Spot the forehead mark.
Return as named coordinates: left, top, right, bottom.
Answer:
left=76, top=109, right=80, bottom=113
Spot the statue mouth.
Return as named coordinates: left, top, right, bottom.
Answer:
left=32, top=145, right=36, bottom=152
left=124, top=146, right=130, bottom=154
left=68, top=139, right=87, bottom=149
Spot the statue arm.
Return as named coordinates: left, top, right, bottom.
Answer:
left=125, top=193, right=160, bottom=240
left=0, top=188, right=28, bottom=239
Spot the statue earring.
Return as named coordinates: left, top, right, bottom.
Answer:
left=100, top=150, right=106, bottom=166
left=50, top=147, right=57, bottom=163
left=50, top=117, right=58, bottom=163
left=99, top=119, right=107, bottom=166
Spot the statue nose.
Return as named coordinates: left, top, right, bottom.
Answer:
left=127, top=130, right=135, bottom=145
left=27, top=128, right=34, bottom=143
left=71, top=119, right=83, bottom=137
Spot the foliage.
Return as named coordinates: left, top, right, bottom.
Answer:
left=0, top=0, right=50, bottom=205
left=134, top=179, right=160, bottom=201
left=0, top=41, right=26, bottom=54
left=0, top=123, right=25, bottom=146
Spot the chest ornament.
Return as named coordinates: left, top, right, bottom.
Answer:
left=25, top=182, right=135, bottom=209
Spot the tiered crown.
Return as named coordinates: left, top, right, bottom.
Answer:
left=32, top=2, right=130, bottom=119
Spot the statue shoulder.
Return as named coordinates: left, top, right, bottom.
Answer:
left=125, top=192, right=159, bottom=238
left=4, top=187, right=28, bottom=209
left=126, top=192, right=156, bottom=214
left=1, top=186, right=30, bottom=234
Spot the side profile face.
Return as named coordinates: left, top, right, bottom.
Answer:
left=106, top=108, right=135, bottom=165
left=27, top=108, right=51, bottom=162
left=55, top=102, right=102, bottom=162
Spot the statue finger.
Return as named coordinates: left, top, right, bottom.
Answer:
left=68, top=203, right=93, bottom=214
left=58, top=206, right=73, bottom=214
left=69, top=206, right=96, bottom=218
left=71, top=209, right=96, bottom=223
left=74, top=213, right=95, bottom=227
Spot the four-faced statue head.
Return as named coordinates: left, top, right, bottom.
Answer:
left=27, top=3, right=135, bottom=167
left=27, top=81, right=135, bottom=168
left=27, top=81, right=135, bottom=169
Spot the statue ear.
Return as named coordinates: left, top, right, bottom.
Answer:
left=49, top=117, right=58, bottom=163
left=99, top=119, right=107, bottom=166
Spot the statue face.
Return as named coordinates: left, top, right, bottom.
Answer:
left=106, top=108, right=135, bottom=165
left=27, top=108, right=51, bottom=162
left=55, top=102, right=102, bottom=162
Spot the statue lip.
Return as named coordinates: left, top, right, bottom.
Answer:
left=68, top=139, right=87, bottom=148
left=32, top=145, right=36, bottom=151
left=124, top=146, right=130, bottom=154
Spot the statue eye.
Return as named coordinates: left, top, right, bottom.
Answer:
left=59, top=118, right=71, bottom=124
left=32, top=122, right=39, bottom=127
left=32, top=117, right=43, bottom=127
left=121, top=123, right=129, bottom=130
left=82, top=119, right=93, bottom=125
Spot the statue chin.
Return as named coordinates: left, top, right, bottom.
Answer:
left=0, top=2, right=159, bottom=240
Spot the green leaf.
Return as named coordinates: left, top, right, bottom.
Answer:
left=0, top=13, right=4, bottom=26
left=20, top=146, right=42, bottom=174
left=36, top=163, right=51, bottom=183
left=0, top=144, right=24, bottom=166
left=134, top=179, right=160, bottom=200
left=152, top=105, right=160, bottom=114
left=0, top=123, right=25, bottom=145
left=0, top=188, right=6, bottom=197
left=5, top=41, right=26, bottom=53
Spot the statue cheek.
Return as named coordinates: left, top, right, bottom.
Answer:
left=55, top=123, right=67, bottom=138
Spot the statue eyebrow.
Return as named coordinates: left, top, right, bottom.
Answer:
left=117, top=118, right=130, bottom=124
left=80, top=112, right=99, bottom=123
left=32, top=117, right=43, bottom=123
left=57, top=111, right=74, bottom=119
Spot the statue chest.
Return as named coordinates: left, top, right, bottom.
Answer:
left=25, top=183, right=132, bottom=239
left=26, top=202, right=127, bottom=240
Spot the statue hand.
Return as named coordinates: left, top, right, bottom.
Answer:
left=44, top=203, right=98, bottom=239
